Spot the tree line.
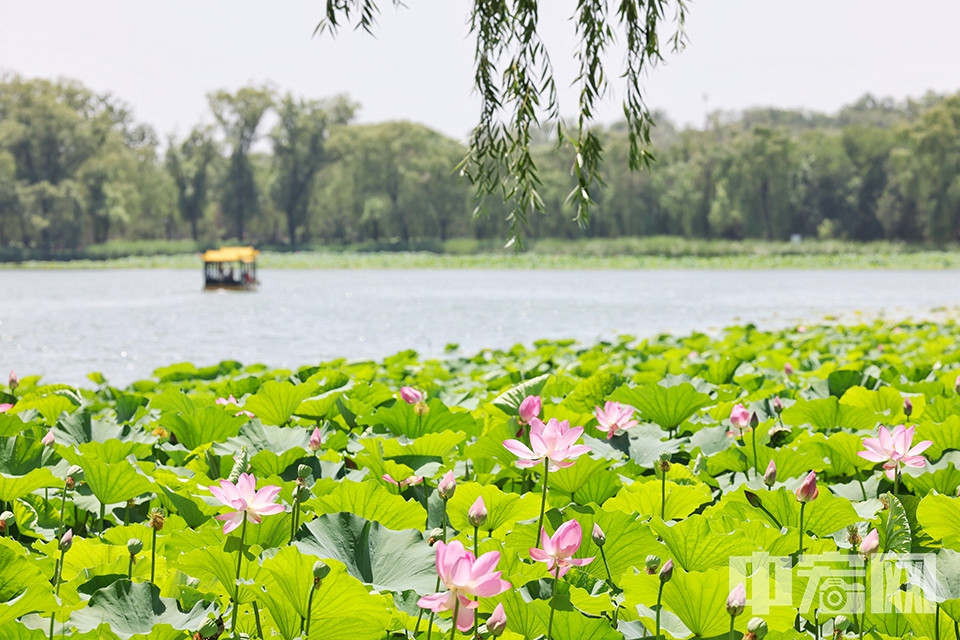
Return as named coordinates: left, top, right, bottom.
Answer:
left=0, top=74, right=958, bottom=250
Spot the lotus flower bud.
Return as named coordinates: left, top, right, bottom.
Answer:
left=59, top=528, right=73, bottom=553
left=427, top=527, right=444, bottom=546
left=834, top=615, right=852, bottom=632
left=308, top=427, right=322, bottom=452
left=903, top=397, right=913, bottom=419
left=400, top=387, right=424, bottom=404
left=744, top=490, right=762, bottom=508
left=796, top=471, right=818, bottom=503
left=726, top=582, right=746, bottom=617
left=592, top=523, right=605, bottom=547
left=414, top=401, right=430, bottom=417
left=438, top=471, right=456, bottom=500
left=467, top=496, right=487, bottom=528
left=127, top=538, right=143, bottom=555
left=955, top=375, right=960, bottom=395
left=518, top=395, right=541, bottom=424
left=772, top=396, right=783, bottom=414
left=747, top=617, right=768, bottom=639
left=8, top=370, right=18, bottom=391
left=749, top=412, right=759, bottom=430
left=645, top=555, right=661, bottom=574
left=763, top=460, right=777, bottom=487
left=658, top=558, right=674, bottom=583
left=312, top=560, right=331, bottom=582
left=41, top=430, right=55, bottom=447
left=297, top=464, right=312, bottom=479
left=784, top=362, right=794, bottom=375
left=198, top=618, right=219, bottom=638
left=149, top=509, right=165, bottom=531
left=488, top=603, right=507, bottom=637
left=730, top=404, right=750, bottom=431
left=859, top=529, right=879, bottom=560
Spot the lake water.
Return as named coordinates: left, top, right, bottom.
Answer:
left=2, top=268, right=959, bottom=387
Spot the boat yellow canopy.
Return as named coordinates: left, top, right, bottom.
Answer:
left=201, top=246, right=260, bottom=264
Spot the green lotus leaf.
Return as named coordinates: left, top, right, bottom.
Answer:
left=487, top=588, right=549, bottom=639
left=0, top=468, right=59, bottom=503
left=604, top=479, right=712, bottom=521
left=0, top=414, right=29, bottom=437
left=214, top=420, right=310, bottom=477
left=13, top=394, right=77, bottom=424
left=177, top=543, right=265, bottom=604
left=69, top=579, right=215, bottom=638
left=902, top=461, right=960, bottom=497
left=548, top=456, right=611, bottom=498
left=148, top=388, right=201, bottom=415
left=707, top=487, right=859, bottom=539
left=53, top=412, right=127, bottom=445
left=81, top=458, right=154, bottom=506
left=0, top=621, right=48, bottom=639
left=803, top=431, right=877, bottom=476
left=0, top=545, right=57, bottom=625
left=609, top=382, right=713, bottom=432
left=242, top=380, right=319, bottom=426
left=781, top=397, right=877, bottom=431
left=0, top=434, right=51, bottom=475
left=561, top=371, right=623, bottom=414
left=295, top=512, right=436, bottom=594
left=560, top=506, right=667, bottom=584
left=74, top=440, right=153, bottom=464
left=840, top=385, right=922, bottom=421
left=915, top=416, right=960, bottom=461
left=380, top=430, right=466, bottom=460
left=305, top=479, right=426, bottom=530
left=917, top=493, right=960, bottom=550
left=446, top=482, right=540, bottom=535
left=360, top=398, right=480, bottom=438
left=649, top=515, right=758, bottom=572
left=878, top=492, right=912, bottom=553
left=491, top=374, right=550, bottom=417
left=294, top=393, right=341, bottom=421
left=159, top=406, right=247, bottom=451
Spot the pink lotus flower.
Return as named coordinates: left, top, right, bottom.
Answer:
left=858, top=425, right=932, bottom=480
left=796, top=470, right=818, bottom=503
left=208, top=472, right=285, bottom=534
left=41, top=430, right=55, bottom=447
left=417, top=540, right=511, bottom=631
left=487, top=602, right=507, bottom=636
left=594, top=401, right=639, bottom=439
left=400, top=387, right=424, bottom=404
left=0, top=404, right=12, bottom=413
left=502, top=418, right=591, bottom=472
left=518, top=395, right=541, bottom=424
left=438, top=471, right=456, bottom=500
left=529, top=520, right=594, bottom=577
left=308, top=427, right=322, bottom=452
left=729, top=404, right=751, bottom=435
left=784, top=363, right=794, bottom=375
left=383, top=474, right=423, bottom=490
left=726, top=582, right=746, bottom=616
left=216, top=395, right=254, bottom=418
left=859, top=529, right=879, bottom=559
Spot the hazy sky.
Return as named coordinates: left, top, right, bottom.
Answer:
left=2, top=1, right=960, bottom=140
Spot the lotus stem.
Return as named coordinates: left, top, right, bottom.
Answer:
left=99, top=502, right=105, bottom=538
left=660, top=469, right=667, bottom=520
left=473, top=525, right=480, bottom=640
left=935, top=603, right=940, bottom=640
left=253, top=601, right=263, bottom=638
left=893, top=469, right=900, bottom=496
left=48, top=547, right=65, bottom=640
left=655, top=581, right=664, bottom=640
left=535, top=458, right=550, bottom=548
left=289, top=486, right=300, bottom=544
left=55, top=481, right=69, bottom=541
left=150, top=525, right=157, bottom=583
left=729, top=615, right=735, bottom=640
left=230, top=513, right=248, bottom=633
left=798, top=502, right=805, bottom=557
left=858, top=558, right=868, bottom=640
left=128, top=554, right=133, bottom=579
left=305, top=577, right=319, bottom=636
left=546, top=563, right=561, bottom=640
left=750, top=433, right=759, bottom=480
left=449, top=598, right=460, bottom=640
left=423, top=503, right=447, bottom=640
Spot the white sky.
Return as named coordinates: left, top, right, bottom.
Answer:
left=2, top=0, right=960, bottom=140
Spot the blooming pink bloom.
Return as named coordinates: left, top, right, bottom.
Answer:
left=502, top=418, right=591, bottom=472
left=0, top=403, right=14, bottom=413
left=417, top=540, right=511, bottom=631
left=400, top=387, right=424, bottom=404
left=859, top=529, right=879, bottom=559
left=41, top=430, right=55, bottom=447
left=529, top=520, right=594, bottom=578
left=594, top=401, right=639, bottom=440
left=308, top=427, right=322, bottom=452
left=796, top=470, right=818, bottom=503
left=518, top=395, right=542, bottom=424
left=726, top=583, right=746, bottom=616
left=208, top=472, right=285, bottom=534
left=487, top=603, right=507, bottom=636
left=858, top=425, right=932, bottom=480
left=438, top=471, right=456, bottom=500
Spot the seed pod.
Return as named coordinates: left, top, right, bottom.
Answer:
left=198, top=618, right=219, bottom=638
left=149, top=509, right=165, bottom=531
left=834, top=615, right=851, bottom=632
left=747, top=617, right=768, bottom=639
left=644, top=555, right=661, bottom=574
left=297, top=464, right=312, bottom=479
left=313, top=560, right=330, bottom=586
left=127, top=538, right=144, bottom=555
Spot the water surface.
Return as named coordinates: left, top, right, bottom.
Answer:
left=2, top=268, right=958, bottom=386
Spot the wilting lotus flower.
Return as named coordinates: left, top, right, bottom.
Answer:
left=41, top=430, right=55, bottom=447
left=859, top=529, right=879, bottom=559
left=502, top=418, right=591, bottom=472
left=0, top=404, right=12, bottom=413
left=795, top=471, right=818, bottom=503
left=208, top=472, right=285, bottom=534
left=417, top=540, right=511, bottom=631
left=308, top=427, right=322, bottom=452
left=438, top=470, right=456, bottom=500
left=529, top=520, right=594, bottom=577
left=400, top=387, right=424, bottom=404
left=729, top=404, right=751, bottom=436
left=726, top=583, right=747, bottom=617
left=383, top=474, right=423, bottom=489
left=487, top=603, right=507, bottom=637
left=518, top=395, right=541, bottom=424
left=858, top=424, right=932, bottom=480
left=594, top=401, right=639, bottom=439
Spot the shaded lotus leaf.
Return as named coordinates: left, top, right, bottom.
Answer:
left=295, top=512, right=436, bottom=594
left=69, top=579, right=214, bottom=638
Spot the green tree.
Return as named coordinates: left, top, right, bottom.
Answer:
left=166, top=126, right=217, bottom=241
